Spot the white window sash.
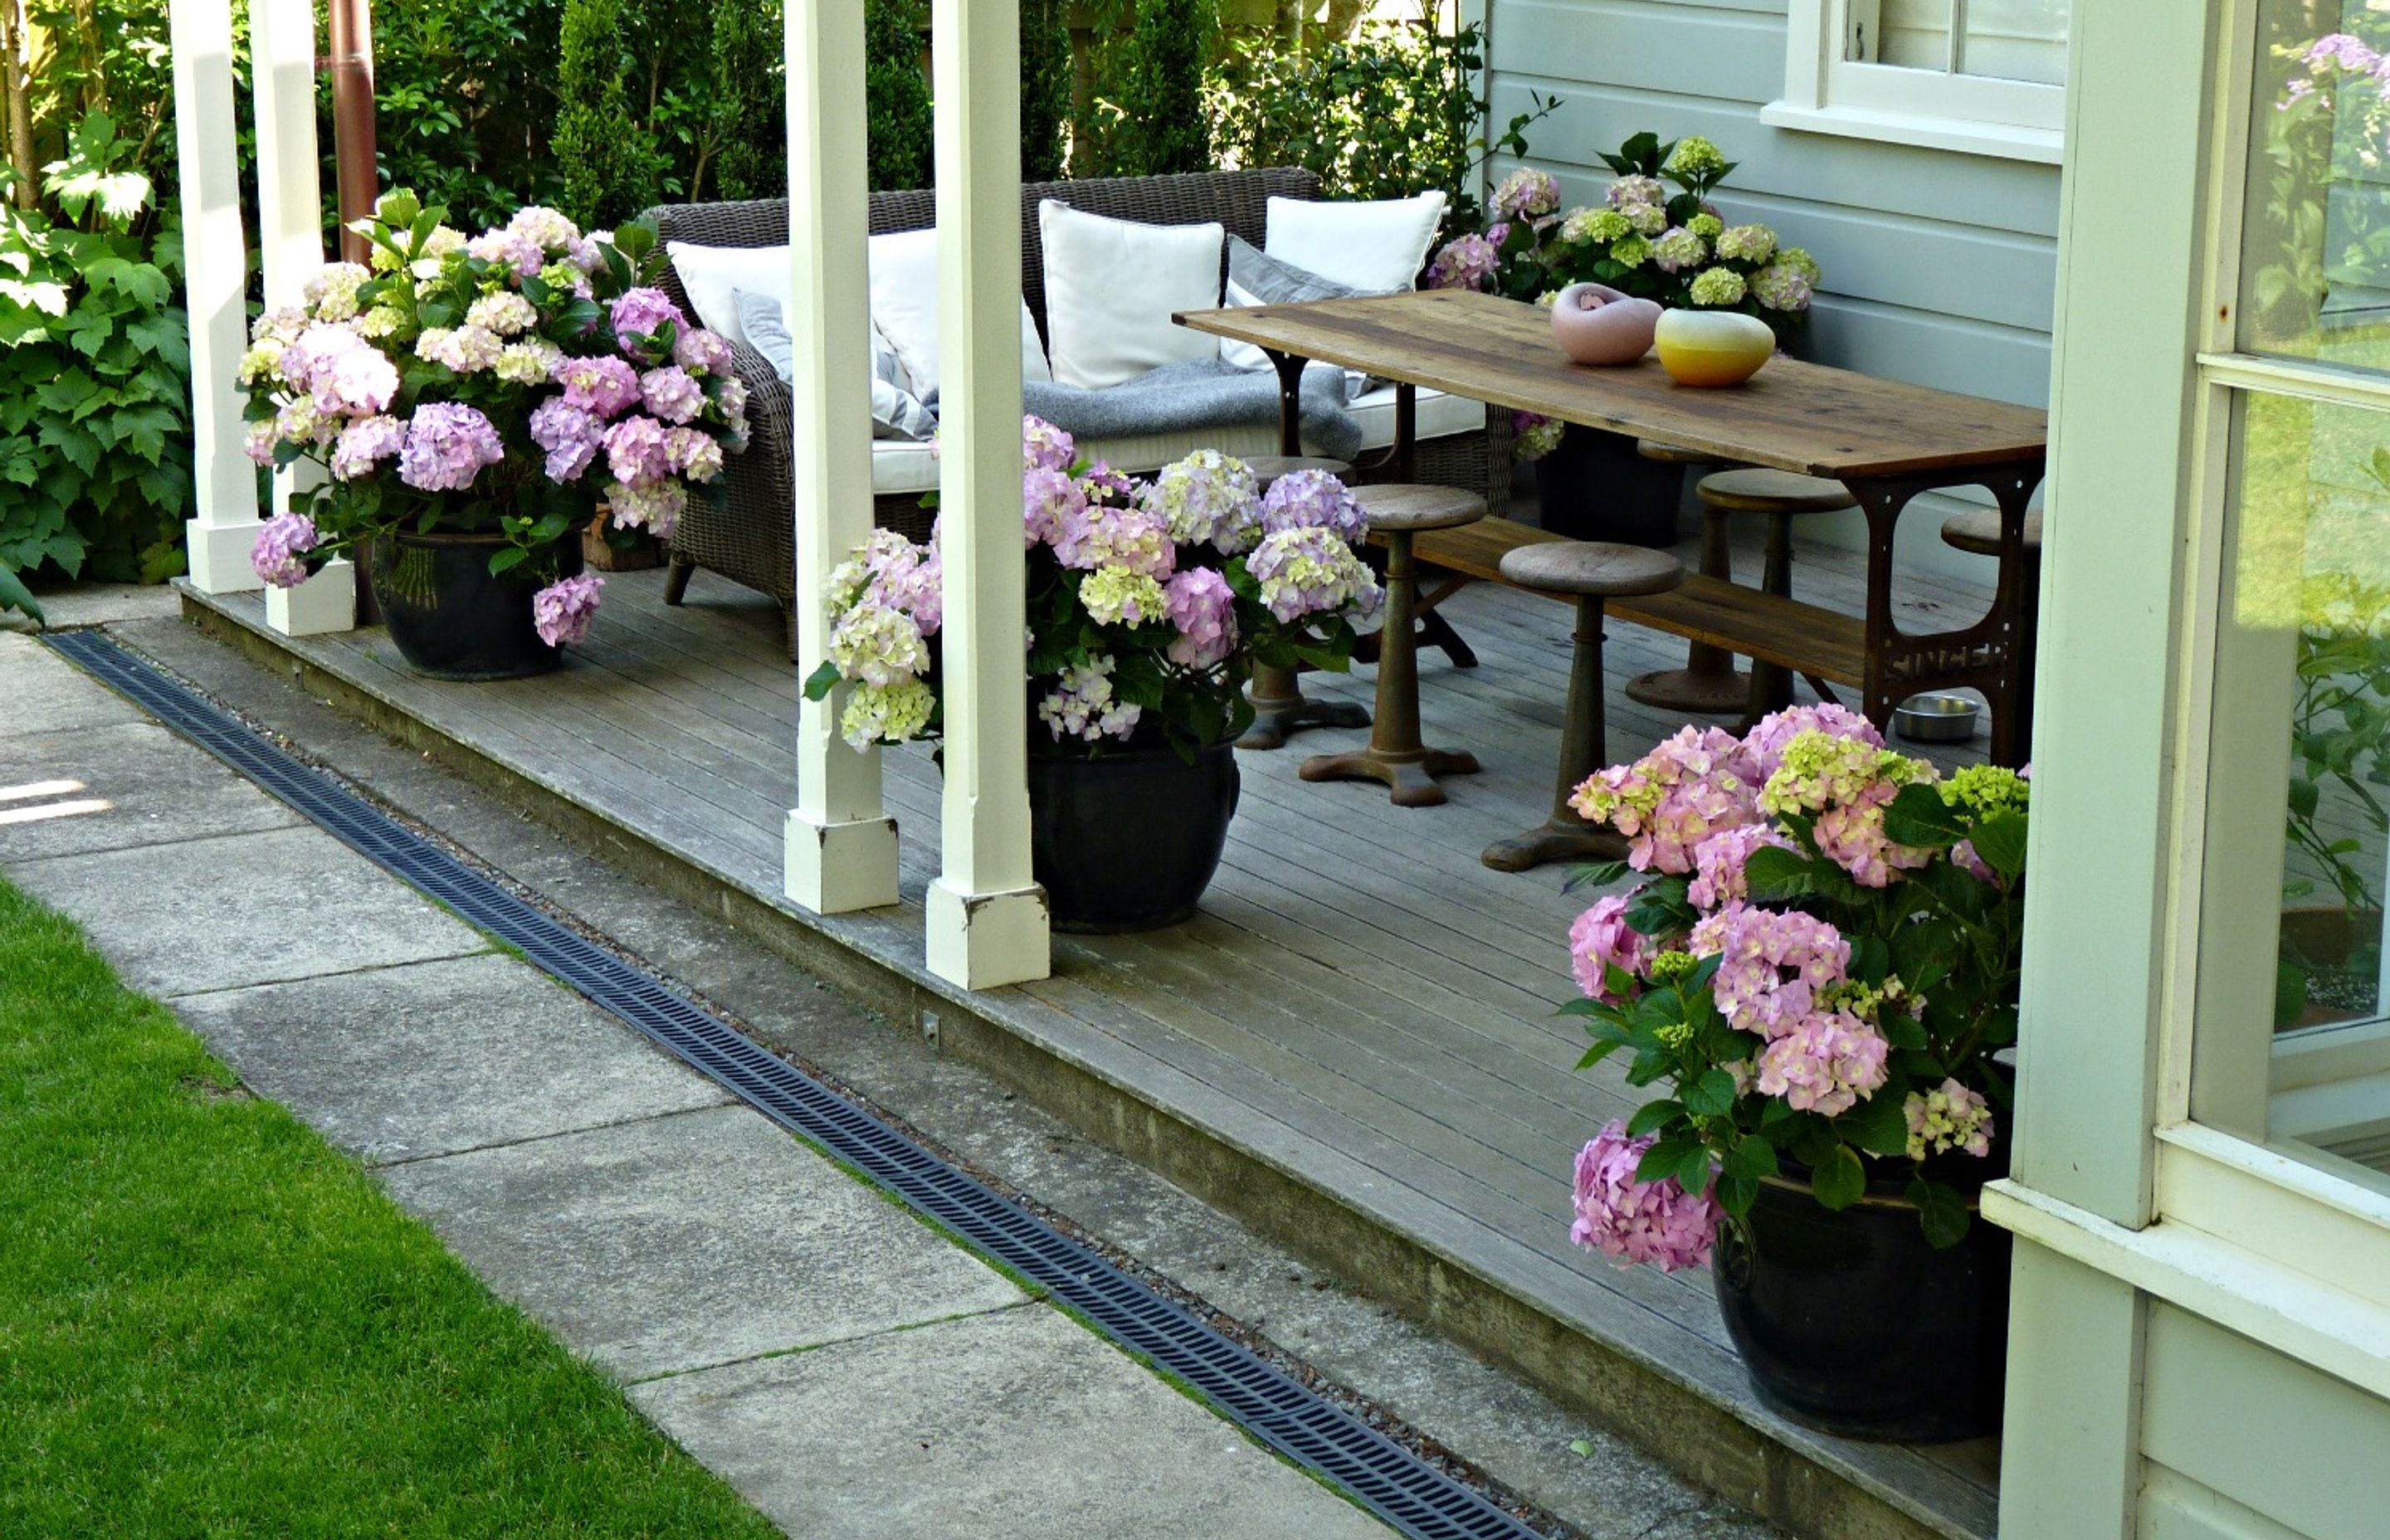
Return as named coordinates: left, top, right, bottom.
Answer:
left=1771, top=0, right=2066, bottom=160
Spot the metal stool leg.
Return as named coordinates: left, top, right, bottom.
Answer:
left=1627, top=506, right=1749, bottom=714
left=1239, top=661, right=1372, bottom=749
left=1484, top=595, right=1630, bottom=870
left=1301, top=529, right=1480, bottom=807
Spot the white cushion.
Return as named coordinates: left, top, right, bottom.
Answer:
left=867, top=384, right=1485, bottom=495
left=1262, top=193, right=1446, bottom=295
left=867, top=227, right=1051, bottom=398
left=665, top=241, right=791, bottom=350
left=1036, top=200, right=1225, bottom=391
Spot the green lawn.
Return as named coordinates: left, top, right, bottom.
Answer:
left=0, top=879, right=782, bottom=1539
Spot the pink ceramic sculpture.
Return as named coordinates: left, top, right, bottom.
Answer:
left=1549, top=282, right=1662, bottom=367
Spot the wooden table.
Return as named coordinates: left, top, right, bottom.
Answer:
left=1175, top=290, right=2049, bottom=765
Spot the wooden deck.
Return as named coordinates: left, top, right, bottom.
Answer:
left=182, top=528, right=2002, bottom=1540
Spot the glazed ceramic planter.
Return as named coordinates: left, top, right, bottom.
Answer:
left=368, top=525, right=584, bottom=681
left=1655, top=309, right=1778, bottom=388
left=1711, top=1170, right=2010, bottom=1442
left=1549, top=282, right=1663, bottom=366
left=1027, top=738, right=1240, bottom=933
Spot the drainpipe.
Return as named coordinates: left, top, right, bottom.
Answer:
left=325, top=0, right=377, bottom=265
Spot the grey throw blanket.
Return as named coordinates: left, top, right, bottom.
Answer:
left=1017, top=358, right=1361, bottom=463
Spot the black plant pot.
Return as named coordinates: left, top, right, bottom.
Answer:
left=1535, top=423, right=1685, bottom=546
left=1027, top=738, right=1240, bottom=933
left=1712, top=1172, right=2011, bottom=1442
left=368, top=527, right=584, bottom=681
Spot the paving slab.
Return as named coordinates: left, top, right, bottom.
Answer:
left=0, top=720, right=304, bottom=863
left=0, top=631, right=148, bottom=733
left=632, top=1302, right=1396, bottom=1540
left=172, top=953, right=736, bottom=1164
left=378, top=1103, right=1027, bottom=1380
left=2, top=822, right=490, bottom=997
left=0, top=582, right=180, bottom=633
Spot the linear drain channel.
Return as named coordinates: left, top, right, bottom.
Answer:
left=47, top=628, right=1544, bottom=1540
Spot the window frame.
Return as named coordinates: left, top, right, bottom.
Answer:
left=1763, top=0, right=2066, bottom=164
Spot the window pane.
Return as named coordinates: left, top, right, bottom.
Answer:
left=1877, top=0, right=1953, bottom=71
left=2238, top=2, right=2390, bottom=371
left=1958, top=0, right=2069, bottom=85
left=2202, top=388, right=2390, bottom=1188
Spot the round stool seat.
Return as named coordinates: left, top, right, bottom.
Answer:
left=1500, top=541, right=1683, bottom=597
left=1352, top=482, right=1485, bottom=534
left=1244, top=454, right=1353, bottom=488
left=1696, top=468, right=1856, bottom=515
left=1939, top=507, right=2044, bottom=557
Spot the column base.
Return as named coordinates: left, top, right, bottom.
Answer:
left=784, top=809, right=900, bottom=914
left=1481, top=816, right=1626, bottom=872
left=925, top=878, right=1051, bottom=989
left=265, top=558, right=356, bottom=636
left=185, top=518, right=266, bottom=595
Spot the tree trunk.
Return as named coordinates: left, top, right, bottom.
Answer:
left=0, top=0, right=36, bottom=212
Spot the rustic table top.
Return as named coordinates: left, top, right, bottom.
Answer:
left=1175, top=289, right=2049, bottom=482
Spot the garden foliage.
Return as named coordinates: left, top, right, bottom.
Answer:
left=1105, top=0, right=1218, bottom=176
left=863, top=0, right=934, bottom=193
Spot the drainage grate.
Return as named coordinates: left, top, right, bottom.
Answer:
left=46, top=628, right=1546, bottom=1540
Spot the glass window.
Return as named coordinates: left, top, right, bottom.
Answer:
left=2236, top=2, right=2390, bottom=371
left=2200, top=387, right=2390, bottom=1188
left=1869, top=0, right=2069, bottom=87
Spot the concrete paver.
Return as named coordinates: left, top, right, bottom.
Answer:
left=172, top=953, right=736, bottom=1164
left=0, top=631, right=149, bottom=733
left=0, top=720, right=304, bottom=863
left=633, top=1303, right=1396, bottom=1540
left=376, top=1104, right=1029, bottom=1381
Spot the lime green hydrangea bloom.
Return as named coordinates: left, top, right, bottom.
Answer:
left=1666, top=136, right=1729, bottom=180
left=1939, top=763, right=2032, bottom=818
left=1688, top=267, right=1748, bottom=306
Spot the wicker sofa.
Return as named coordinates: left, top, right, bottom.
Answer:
left=646, top=168, right=1511, bottom=651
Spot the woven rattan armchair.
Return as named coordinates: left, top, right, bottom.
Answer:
left=647, top=168, right=1510, bottom=655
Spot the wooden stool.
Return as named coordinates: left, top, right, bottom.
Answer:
left=1626, top=440, right=1749, bottom=715
left=1695, top=468, right=1856, bottom=719
left=1301, top=485, right=1487, bottom=807
left=1482, top=543, right=1686, bottom=871
left=1238, top=456, right=1368, bottom=749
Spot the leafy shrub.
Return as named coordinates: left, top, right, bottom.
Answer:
left=1021, top=0, right=1071, bottom=183
left=1105, top=0, right=1217, bottom=175
left=864, top=0, right=934, bottom=192
left=0, top=114, right=191, bottom=621
left=365, top=0, right=570, bottom=231
left=705, top=0, right=786, bottom=202
left=552, top=0, right=660, bottom=227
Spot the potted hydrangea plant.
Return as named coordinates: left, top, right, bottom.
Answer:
left=237, top=191, right=747, bottom=679
left=806, top=419, right=1382, bottom=932
left=1559, top=704, right=2027, bottom=1442
left=1429, top=134, right=1823, bottom=543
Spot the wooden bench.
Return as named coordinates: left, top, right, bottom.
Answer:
left=1397, top=516, right=1868, bottom=690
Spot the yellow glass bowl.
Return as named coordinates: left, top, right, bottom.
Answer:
left=1654, top=309, right=1777, bottom=388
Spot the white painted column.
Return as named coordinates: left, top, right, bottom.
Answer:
left=251, top=0, right=356, bottom=635
left=923, top=0, right=1049, bottom=988
left=172, top=0, right=263, bottom=592
left=781, top=0, right=898, bottom=914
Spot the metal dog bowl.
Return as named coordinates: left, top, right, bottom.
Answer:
left=1892, top=692, right=1981, bottom=743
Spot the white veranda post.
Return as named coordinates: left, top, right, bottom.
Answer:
left=170, top=0, right=262, bottom=593
left=251, top=0, right=354, bottom=635
left=924, top=0, right=1050, bottom=987
left=781, top=0, right=898, bottom=914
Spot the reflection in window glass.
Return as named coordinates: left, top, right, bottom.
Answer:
left=1873, top=0, right=2068, bottom=85
left=2217, top=391, right=2390, bottom=1185
left=2239, top=2, right=2390, bottom=370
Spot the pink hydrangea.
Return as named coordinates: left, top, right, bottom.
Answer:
left=554, top=353, right=642, bottom=418
left=1710, top=906, right=1850, bottom=1040
left=602, top=414, right=674, bottom=487
left=607, top=478, right=687, bottom=539
left=609, top=286, right=687, bottom=349
left=1247, top=525, right=1382, bottom=623
left=1023, top=466, right=1087, bottom=548
left=1163, top=568, right=1237, bottom=670
left=1427, top=232, right=1500, bottom=291
left=250, top=511, right=319, bottom=588
left=640, top=365, right=705, bottom=425
left=1023, top=415, right=1076, bottom=473
left=467, top=227, right=546, bottom=279
left=530, top=398, right=607, bottom=483
left=531, top=572, right=604, bottom=648
left=1568, top=893, right=1648, bottom=1002
left=664, top=426, right=723, bottom=482
left=242, top=418, right=281, bottom=466
left=1494, top=167, right=1561, bottom=220
left=1568, top=726, right=1760, bottom=875
left=311, top=344, right=399, bottom=417
left=329, top=414, right=405, bottom=481
left=1755, top=1010, right=1889, bottom=1117
left=277, top=321, right=366, bottom=394
left=1905, top=1078, right=1996, bottom=1160
left=675, top=328, right=735, bottom=376
left=397, top=402, right=505, bottom=492
left=1570, top=1122, right=1718, bottom=1274
left=1741, top=704, right=1881, bottom=781
left=1258, top=470, right=1367, bottom=544
left=1685, top=824, right=1795, bottom=912
left=1758, top=727, right=1937, bottom=888
left=1055, top=503, right=1175, bottom=578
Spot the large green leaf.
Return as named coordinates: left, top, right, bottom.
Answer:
left=0, top=563, right=43, bottom=623
left=1810, top=1143, right=1866, bottom=1210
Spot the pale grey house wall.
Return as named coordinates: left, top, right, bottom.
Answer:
left=1484, top=0, right=2061, bottom=583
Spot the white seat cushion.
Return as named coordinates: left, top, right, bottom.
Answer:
left=666, top=241, right=791, bottom=350
left=1037, top=200, right=1225, bottom=390
left=866, top=384, right=1485, bottom=495
left=1262, top=193, right=1446, bottom=295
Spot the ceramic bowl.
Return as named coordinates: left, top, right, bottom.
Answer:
left=1549, top=282, right=1662, bottom=367
left=1654, top=309, right=1778, bottom=387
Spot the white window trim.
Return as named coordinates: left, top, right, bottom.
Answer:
left=1763, top=0, right=2065, bottom=164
